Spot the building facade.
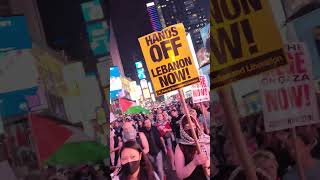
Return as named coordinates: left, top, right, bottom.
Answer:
left=151, top=0, right=209, bottom=52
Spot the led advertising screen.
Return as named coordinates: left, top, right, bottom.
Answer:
left=86, top=21, right=109, bottom=56
left=140, top=79, right=148, bottom=89
left=0, top=16, right=31, bottom=50
left=137, top=68, right=146, bottom=79
left=143, top=88, right=151, bottom=99
left=135, top=61, right=143, bottom=69
left=81, top=0, right=104, bottom=22
left=110, top=66, right=122, bottom=92
left=148, top=81, right=153, bottom=93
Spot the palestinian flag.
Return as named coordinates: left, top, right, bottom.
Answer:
left=119, top=97, right=136, bottom=113
left=30, top=114, right=108, bottom=166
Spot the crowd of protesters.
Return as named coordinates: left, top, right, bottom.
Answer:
left=110, top=100, right=211, bottom=180
left=35, top=163, right=109, bottom=180
left=212, top=113, right=320, bottom=180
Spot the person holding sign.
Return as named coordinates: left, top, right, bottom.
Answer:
left=283, top=133, right=320, bottom=180
left=174, top=115, right=210, bottom=179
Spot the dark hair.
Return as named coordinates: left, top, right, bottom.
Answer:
left=143, top=118, right=151, bottom=125
left=229, top=168, right=271, bottom=180
left=119, top=141, right=156, bottom=180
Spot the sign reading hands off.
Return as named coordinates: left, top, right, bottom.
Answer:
left=211, top=0, right=287, bottom=88
left=139, top=23, right=200, bottom=96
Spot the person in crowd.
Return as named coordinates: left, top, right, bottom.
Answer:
left=197, top=103, right=210, bottom=135
left=243, top=127, right=257, bottom=154
left=189, top=108, right=209, bottom=135
left=112, top=141, right=160, bottom=180
left=189, top=108, right=198, bottom=122
left=228, top=167, right=272, bottom=180
left=110, top=124, right=122, bottom=168
left=155, top=113, right=176, bottom=170
left=213, top=137, right=240, bottom=180
left=137, top=120, right=144, bottom=132
left=297, top=125, right=320, bottom=159
left=269, top=130, right=295, bottom=178
left=73, top=165, right=96, bottom=180
left=142, top=118, right=166, bottom=180
left=175, top=115, right=210, bottom=179
left=113, top=121, right=123, bottom=138
left=169, top=109, right=182, bottom=141
left=253, top=150, right=280, bottom=180
left=112, top=120, right=123, bottom=166
left=284, top=133, right=320, bottom=180
left=122, top=121, right=149, bottom=155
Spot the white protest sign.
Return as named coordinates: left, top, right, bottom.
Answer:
left=260, top=43, right=319, bottom=132
left=192, top=75, right=210, bottom=104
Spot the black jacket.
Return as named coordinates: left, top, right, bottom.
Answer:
left=142, top=126, right=165, bottom=156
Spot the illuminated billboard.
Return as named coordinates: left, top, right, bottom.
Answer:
left=86, top=21, right=109, bottom=56
left=110, top=66, right=121, bottom=90
left=137, top=68, right=146, bottom=79
left=140, top=79, right=148, bottom=89
left=81, top=0, right=104, bottom=22
left=0, top=16, right=31, bottom=50
left=135, top=61, right=143, bottom=69
left=148, top=81, right=153, bottom=93
left=146, top=2, right=162, bottom=31
left=143, top=88, right=151, bottom=99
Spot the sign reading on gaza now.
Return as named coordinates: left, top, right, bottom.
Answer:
left=139, top=23, right=199, bottom=96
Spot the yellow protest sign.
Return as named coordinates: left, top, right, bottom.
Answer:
left=211, top=0, right=287, bottom=88
left=139, top=23, right=200, bottom=96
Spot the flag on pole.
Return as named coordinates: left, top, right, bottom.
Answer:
left=119, top=98, right=136, bottom=113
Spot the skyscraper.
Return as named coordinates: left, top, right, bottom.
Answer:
left=146, top=2, right=162, bottom=31
left=152, top=0, right=209, bottom=52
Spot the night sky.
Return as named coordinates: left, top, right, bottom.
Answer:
left=110, top=0, right=153, bottom=81
left=36, top=0, right=109, bottom=72
left=37, top=0, right=88, bottom=57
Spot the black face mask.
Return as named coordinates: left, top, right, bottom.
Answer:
left=121, top=160, right=140, bottom=175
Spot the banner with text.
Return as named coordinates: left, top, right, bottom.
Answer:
left=139, top=23, right=200, bottom=96
left=260, top=43, right=319, bottom=132
left=192, top=75, right=210, bottom=104
left=211, top=0, right=287, bottom=88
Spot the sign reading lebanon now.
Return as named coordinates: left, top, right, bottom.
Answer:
left=139, top=23, right=199, bottom=96
left=260, top=43, right=319, bottom=132
left=211, top=0, right=287, bottom=88
left=192, top=76, right=210, bottom=104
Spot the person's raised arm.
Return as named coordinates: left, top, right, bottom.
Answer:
left=110, top=134, right=115, bottom=153
left=175, top=144, right=197, bottom=179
